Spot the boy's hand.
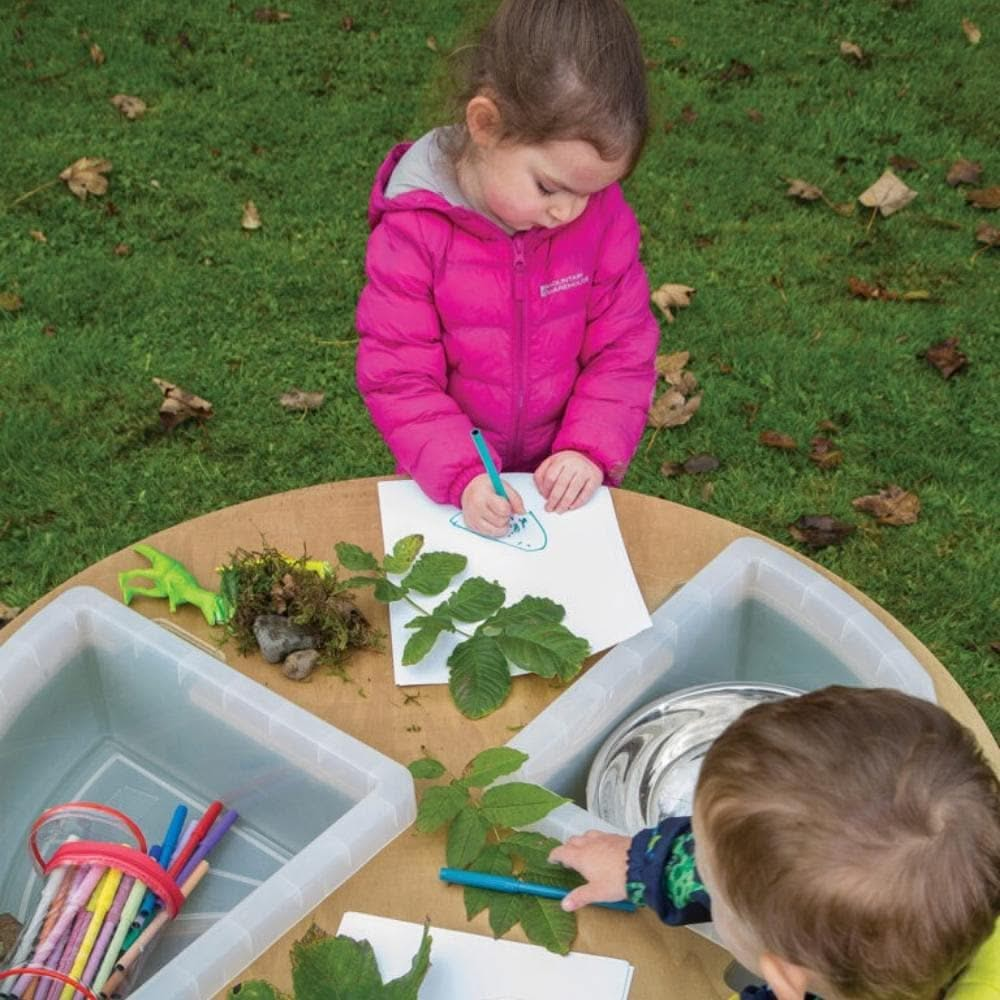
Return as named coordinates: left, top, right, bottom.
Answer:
left=461, top=473, right=525, bottom=536
left=548, top=830, right=630, bottom=912
left=534, top=451, right=602, bottom=513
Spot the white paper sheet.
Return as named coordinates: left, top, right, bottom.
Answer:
left=337, top=911, right=634, bottom=1000
left=377, top=476, right=652, bottom=686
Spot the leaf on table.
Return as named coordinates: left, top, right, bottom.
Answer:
left=446, top=804, right=490, bottom=868
left=499, top=831, right=563, bottom=870
left=280, top=388, right=325, bottom=412
left=487, top=891, right=524, bottom=938
left=961, top=18, right=981, bottom=44
left=459, top=746, right=528, bottom=788
left=809, top=436, right=843, bottom=470
left=441, top=577, right=506, bottom=622
left=785, top=178, right=824, bottom=202
left=975, top=222, right=1000, bottom=248
left=965, top=186, right=1000, bottom=210
left=479, top=782, right=569, bottom=827
left=496, top=621, right=590, bottom=680
left=382, top=534, right=424, bottom=573
left=335, top=542, right=379, bottom=571
left=0, top=603, right=22, bottom=627
left=448, top=636, right=511, bottom=719
left=759, top=430, right=797, bottom=450
left=59, top=157, right=112, bottom=200
left=788, top=515, right=855, bottom=549
left=407, top=756, right=446, bottom=780
left=851, top=485, right=920, bottom=525
left=241, top=200, right=262, bottom=230
left=648, top=389, right=702, bottom=429
left=152, top=377, right=213, bottom=431
left=651, top=283, right=695, bottom=323
left=253, top=7, right=292, bottom=21
left=110, top=93, right=147, bottom=119
left=0, top=292, right=24, bottom=312
left=946, top=159, right=982, bottom=187
left=464, top=845, right=514, bottom=920
left=403, top=551, right=467, bottom=596
left=858, top=169, right=917, bottom=216
left=518, top=896, right=576, bottom=955
left=922, top=336, right=968, bottom=378
left=414, top=783, right=468, bottom=834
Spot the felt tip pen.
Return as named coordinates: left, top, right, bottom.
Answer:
left=438, top=867, right=637, bottom=912
left=470, top=428, right=508, bottom=501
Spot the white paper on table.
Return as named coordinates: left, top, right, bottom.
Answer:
left=378, top=475, right=652, bottom=686
left=337, top=911, right=634, bottom=1000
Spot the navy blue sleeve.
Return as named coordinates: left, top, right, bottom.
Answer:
left=625, top=816, right=712, bottom=925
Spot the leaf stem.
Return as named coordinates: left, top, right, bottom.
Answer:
left=402, top=594, right=472, bottom=638
left=8, top=177, right=58, bottom=208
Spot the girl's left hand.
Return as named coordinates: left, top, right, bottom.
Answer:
left=534, top=450, right=602, bottom=513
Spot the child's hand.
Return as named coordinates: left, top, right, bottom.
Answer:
left=548, top=830, right=630, bottom=912
left=461, top=474, right=525, bottom=536
left=534, top=451, right=602, bottom=513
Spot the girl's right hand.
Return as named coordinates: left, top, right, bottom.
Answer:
left=461, top=474, right=525, bottom=536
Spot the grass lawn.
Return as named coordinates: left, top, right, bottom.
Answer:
left=1, top=0, right=997, bottom=735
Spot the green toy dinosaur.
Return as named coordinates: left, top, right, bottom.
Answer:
left=119, top=544, right=233, bottom=626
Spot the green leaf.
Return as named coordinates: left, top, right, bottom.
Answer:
left=403, top=614, right=454, bottom=631
left=415, top=783, right=469, bottom=833
left=291, top=930, right=384, bottom=996
left=522, top=859, right=585, bottom=891
left=447, top=636, right=511, bottom=719
left=403, top=552, right=467, bottom=596
left=373, top=577, right=408, bottom=602
left=382, top=534, right=424, bottom=574
left=463, top=845, right=513, bottom=920
left=487, top=892, right=524, bottom=938
left=335, top=542, right=379, bottom=572
left=486, top=595, right=565, bottom=630
left=499, top=831, right=562, bottom=869
left=227, top=982, right=284, bottom=1000
left=381, top=923, right=432, bottom=1000
left=496, top=622, right=590, bottom=680
left=446, top=804, right=490, bottom=868
left=339, top=575, right=378, bottom=589
left=442, top=577, right=506, bottom=622
left=479, top=783, right=569, bottom=827
left=518, top=896, right=577, bottom=955
left=459, top=747, right=528, bottom=788
left=402, top=627, right=442, bottom=665
left=407, top=757, right=446, bottom=780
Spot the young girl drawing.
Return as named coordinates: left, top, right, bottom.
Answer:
left=356, top=0, right=659, bottom=536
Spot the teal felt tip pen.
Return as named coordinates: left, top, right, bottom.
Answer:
left=470, top=428, right=509, bottom=500
left=439, top=867, right=637, bottom=912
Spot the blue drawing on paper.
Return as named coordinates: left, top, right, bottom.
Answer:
left=449, top=511, right=549, bottom=551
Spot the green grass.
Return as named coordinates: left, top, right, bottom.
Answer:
left=1, top=0, right=997, bottom=734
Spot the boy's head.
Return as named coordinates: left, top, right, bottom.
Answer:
left=692, top=686, right=1000, bottom=1000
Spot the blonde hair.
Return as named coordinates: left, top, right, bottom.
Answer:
left=442, top=0, right=649, bottom=173
left=696, top=686, right=1000, bottom=1000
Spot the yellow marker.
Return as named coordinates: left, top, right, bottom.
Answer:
left=59, top=867, right=124, bottom=1000
left=216, top=554, right=332, bottom=577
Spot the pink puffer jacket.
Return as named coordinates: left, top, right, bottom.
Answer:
left=356, top=143, right=659, bottom=507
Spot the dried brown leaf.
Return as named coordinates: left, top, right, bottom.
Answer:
left=651, top=283, right=696, bottom=323
left=253, top=7, right=292, bottom=21
left=29, top=230, right=47, bottom=243
left=852, top=485, right=921, bottom=525
left=648, top=390, right=702, bottom=429
left=858, top=169, right=917, bottom=216
left=113, top=242, right=132, bottom=257
left=0, top=603, right=22, bottom=627
left=946, top=159, right=982, bottom=187
left=809, top=437, right=844, bottom=470
left=110, top=93, right=147, bottom=120
left=683, top=453, right=720, bottom=474
left=816, top=419, right=840, bottom=434
left=426, top=35, right=438, bottom=51
left=961, top=18, right=981, bottom=44
left=788, top=515, right=855, bottom=549
left=746, top=108, right=764, bottom=123
left=719, top=59, right=753, bottom=82
left=923, top=337, right=968, bottom=378
left=241, top=200, right=262, bottom=230
left=655, top=350, right=690, bottom=376
left=759, top=430, right=797, bottom=450
left=786, top=178, right=824, bottom=202
left=975, top=222, right=1000, bottom=247
left=888, top=154, right=920, bottom=173
left=966, top=186, right=1000, bottom=210
left=280, top=388, right=326, bottom=412
left=89, top=42, right=105, bottom=65
left=0, top=292, right=24, bottom=312
left=59, top=157, right=112, bottom=200
left=839, top=40, right=866, bottom=61
left=153, top=378, right=214, bottom=431
left=848, top=276, right=899, bottom=301
left=660, top=460, right=683, bottom=477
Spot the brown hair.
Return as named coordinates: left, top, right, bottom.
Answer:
left=696, top=686, right=1000, bottom=1000
left=443, top=0, right=649, bottom=174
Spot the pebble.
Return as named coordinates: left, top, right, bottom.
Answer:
left=282, top=648, right=320, bottom=681
left=253, top=614, right=319, bottom=664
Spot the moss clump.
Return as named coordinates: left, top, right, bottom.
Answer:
left=219, top=545, right=380, bottom=666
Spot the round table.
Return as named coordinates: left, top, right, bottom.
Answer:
left=5, top=477, right=997, bottom=999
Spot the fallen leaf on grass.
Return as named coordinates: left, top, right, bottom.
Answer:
left=947, top=159, right=982, bottom=187
left=426, top=35, right=439, bottom=51
left=656, top=350, right=689, bottom=376
left=0, top=292, right=24, bottom=312
left=648, top=389, right=702, bottom=429
left=839, top=40, right=868, bottom=63
left=29, top=229, right=47, bottom=243
left=965, top=187, right=1000, bottom=210
left=651, top=284, right=695, bottom=323
left=241, top=200, right=262, bottom=230
left=975, top=222, right=1000, bottom=248
left=888, top=154, right=920, bottom=173
left=113, top=242, right=131, bottom=256
left=660, top=453, right=720, bottom=476
left=0, top=603, right=22, bottom=627
left=759, top=430, right=797, bottom=450
left=809, top=436, right=843, bottom=470
left=280, top=388, right=325, bottom=412
left=746, top=107, right=764, bottom=123
left=848, top=276, right=929, bottom=301
left=152, top=378, right=214, bottom=431
left=719, top=59, right=753, bottom=82
left=110, top=94, right=147, bottom=119
left=785, top=178, right=824, bottom=202
left=89, top=42, right=105, bottom=65
left=253, top=7, right=291, bottom=21
left=961, top=18, right=981, bottom=44
left=59, top=157, right=111, bottom=200
left=858, top=169, right=917, bottom=216
left=788, top=515, right=855, bottom=549
left=922, top=337, right=968, bottom=378
left=852, top=485, right=920, bottom=525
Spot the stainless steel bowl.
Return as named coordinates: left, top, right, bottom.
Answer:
left=586, top=681, right=803, bottom=833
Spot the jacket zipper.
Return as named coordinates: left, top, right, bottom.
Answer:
left=509, top=234, right=527, bottom=469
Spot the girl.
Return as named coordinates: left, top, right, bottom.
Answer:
left=356, top=0, right=659, bottom=536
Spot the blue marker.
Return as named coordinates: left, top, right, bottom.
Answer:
left=439, top=867, right=637, bottom=912
left=470, top=428, right=508, bottom=500
left=158, top=804, right=188, bottom=871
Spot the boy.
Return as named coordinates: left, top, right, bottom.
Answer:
left=550, top=686, right=1000, bottom=999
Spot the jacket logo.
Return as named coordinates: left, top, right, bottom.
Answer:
left=539, top=272, right=589, bottom=298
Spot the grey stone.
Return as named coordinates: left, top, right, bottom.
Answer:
left=253, top=614, right=319, bottom=664
left=282, top=648, right=321, bottom=681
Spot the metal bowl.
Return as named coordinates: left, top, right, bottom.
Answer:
left=586, top=681, right=803, bottom=833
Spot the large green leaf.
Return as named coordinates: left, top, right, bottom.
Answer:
left=484, top=596, right=565, bottom=630
left=402, top=627, right=442, bottom=665
left=442, top=577, right=506, bottom=622
left=479, top=783, right=569, bottom=827
left=403, top=613, right=453, bottom=631
left=381, top=923, right=433, bottom=1000
left=415, top=783, right=468, bottom=833
left=447, top=636, right=511, bottom=719
left=458, top=747, right=528, bottom=788
left=518, top=896, right=576, bottom=955
left=463, top=845, right=513, bottom=920
left=446, top=804, right=490, bottom=868
left=335, top=542, right=379, bottom=572
left=407, top=757, right=446, bottom=780
left=496, top=622, right=590, bottom=680
left=403, top=552, right=467, bottom=595
left=499, top=831, right=563, bottom=869
left=522, top=860, right=585, bottom=892
left=373, top=577, right=408, bottom=603
left=381, top=534, right=424, bottom=574
left=487, top=892, right=524, bottom=938
left=227, top=982, right=285, bottom=1000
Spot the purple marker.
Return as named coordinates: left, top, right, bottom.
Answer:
left=35, top=908, right=89, bottom=1000
left=177, top=809, right=239, bottom=885
left=81, top=875, right=134, bottom=987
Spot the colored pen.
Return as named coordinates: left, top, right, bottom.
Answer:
left=470, top=428, right=508, bottom=500
left=157, top=805, right=188, bottom=871
left=91, top=876, right=147, bottom=994
left=167, top=801, right=222, bottom=881
left=7, top=840, right=78, bottom=969
left=60, top=868, right=124, bottom=1000
left=81, top=874, right=134, bottom=987
left=176, top=808, right=238, bottom=885
left=123, top=845, right=161, bottom=949
left=438, top=867, right=637, bottom=912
